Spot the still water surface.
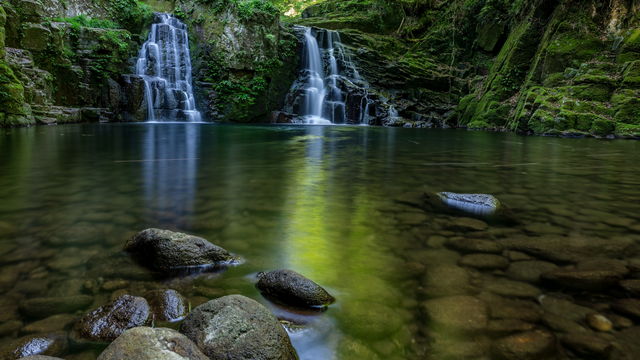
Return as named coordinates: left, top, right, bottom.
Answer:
left=0, top=123, right=639, bottom=359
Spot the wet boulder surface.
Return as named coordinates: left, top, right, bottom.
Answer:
left=97, top=327, right=208, bottom=360
left=256, top=269, right=335, bottom=308
left=144, top=289, right=188, bottom=322
left=72, top=294, right=150, bottom=342
left=125, top=228, right=236, bottom=273
left=180, top=295, right=299, bottom=360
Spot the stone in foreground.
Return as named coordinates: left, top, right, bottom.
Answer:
left=125, top=228, right=235, bottom=272
left=430, top=192, right=502, bottom=217
left=180, top=295, right=298, bottom=360
left=73, top=294, right=150, bottom=342
left=256, top=269, right=335, bottom=308
left=144, top=289, right=188, bottom=322
left=97, top=327, right=208, bottom=360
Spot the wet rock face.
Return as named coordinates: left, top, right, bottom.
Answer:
left=73, top=295, right=150, bottom=342
left=256, top=269, right=335, bottom=308
left=0, top=332, right=68, bottom=359
left=180, top=295, right=298, bottom=360
left=125, top=228, right=235, bottom=273
left=97, top=327, right=208, bottom=360
left=144, top=289, right=188, bottom=322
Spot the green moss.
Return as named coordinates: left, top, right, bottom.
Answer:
left=614, top=123, right=640, bottom=137
left=52, top=15, right=119, bottom=29
left=622, top=60, right=640, bottom=86
left=590, top=118, right=615, bottom=136
left=566, top=84, right=612, bottom=102
left=467, top=119, right=491, bottom=129
left=612, top=90, right=640, bottom=125
left=0, top=61, right=26, bottom=116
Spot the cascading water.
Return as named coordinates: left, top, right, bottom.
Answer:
left=136, top=13, right=201, bottom=122
left=285, top=26, right=374, bottom=125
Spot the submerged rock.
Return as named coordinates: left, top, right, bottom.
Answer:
left=561, top=333, right=613, bottom=359
left=255, top=269, right=335, bottom=308
left=458, top=254, right=509, bottom=270
left=144, top=289, right=187, bottom=322
left=423, top=295, right=488, bottom=332
left=97, top=327, right=208, bottom=360
left=73, top=295, right=150, bottom=342
left=492, top=330, right=556, bottom=359
left=180, top=295, right=298, bottom=360
left=19, top=295, right=93, bottom=319
left=497, top=236, right=636, bottom=263
left=125, top=228, right=235, bottom=273
left=0, top=332, right=68, bottom=359
left=542, top=268, right=624, bottom=291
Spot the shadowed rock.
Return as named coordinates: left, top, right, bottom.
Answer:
left=125, top=228, right=235, bottom=273
left=144, top=289, right=187, bottom=322
left=256, top=269, right=335, bottom=308
left=97, top=327, right=208, bottom=360
left=180, top=295, right=298, bottom=360
left=73, top=295, right=150, bottom=342
left=0, top=332, right=68, bottom=359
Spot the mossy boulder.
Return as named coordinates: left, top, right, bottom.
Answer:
left=612, top=90, right=640, bottom=125
left=21, top=23, right=51, bottom=51
left=622, top=60, right=640, bottom=86
left=542, top=23, right=604, bottom=76
left=256, top=269, right=335, bottom=308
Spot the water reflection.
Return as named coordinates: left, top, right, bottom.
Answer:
left=142, top=124, right=200, bottom=225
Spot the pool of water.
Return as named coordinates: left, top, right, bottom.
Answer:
left=0, top=123, right=639, bottom=359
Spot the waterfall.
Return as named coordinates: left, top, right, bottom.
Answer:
left=136, top=13, right=201, bottom=122
left=285, top=26, right=373, bottom=125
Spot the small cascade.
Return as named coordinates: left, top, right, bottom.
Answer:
left=136, top=13, right=201, bottom=122
left=284, top=26, right=374, bottom=125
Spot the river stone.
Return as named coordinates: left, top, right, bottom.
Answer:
left=445, top=237, right=503, bottom=254
left=561, top=333, right=613, bottom=358
left=423, top=296, right=488, bottom=332
left=620, top=279, right=640, bottom=295
left=180, top=295, right=298, bottom=360
left=505, top=260, right=558, bottom=283
left=255, top=269, right=335, bottom=308
left=541, top=312, right=588, bottom=333
left=539, top=295, right=593, bottom=322
left=487, top=319, right=535, bottom=335
left=97, top=327, right=208, bottom=360
left=612, top=299, right=640, bottom=320
left=0, top=320, right=22, bottom=337
left=422, top=264, right=473, bottom=298
left=22, top=314, right=77, bottom=333
left=492, top=330, right=556, bottom=360
left=480, top=293, right=542, bottom=322
left=125, top=228, right=235, bottom=272
left=433, top=192, right=502, bottom=217
left=144, top=289, right=187, bottom=322
left=483, top=278, right=540, bottom=298
left=0, top=332, right=68, bottom=359
left=19, top=356, right=65, bottom=360
left=19, top=295, right=93, bottom=319
left=542, top=268, right=624, bottom=291
left=586, top=313, right=613, bottom=332
left=458, top=254, right=509, bottom=270
left=497, top=235, right=636, bottom=263
left=447, top=217, right=489, bottom=232
left=73, top=295, right=150, bottom=342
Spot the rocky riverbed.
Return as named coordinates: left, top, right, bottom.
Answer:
left=0, top=124, right=639, bottom=359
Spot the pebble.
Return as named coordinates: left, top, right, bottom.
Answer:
left=447, top=217, right=489, bottom=232
left=445, top=238, right=503, bottom=254
left=458, top=254, right=509, bottom=270
left=483, top=277, right=541, bottom=298
left=423, top=295, right=488, bottom=332
left=492, top=330, right=556, bottom=359
left=506, top=260, right=558, bottom=283
left=561, top=333, right=613, bottom=358
left=586, top=313, right=613, bottom=332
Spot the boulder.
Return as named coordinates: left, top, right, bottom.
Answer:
left=0, top=332, right=67, bottom=359
left=125, top=228, right=235, bottom=273
left=97, top=327, right=208, bottom=360
left=21, top=23, right=51, bottom=51
left=180, top=295, right=298, bottom=360
left=255, top=269, right=335, bottom=308
left=19, top=295, right=93, bottom=319
left=144, top=289, right=187, bottom=322
left=73, top=295, right=150, bottom=342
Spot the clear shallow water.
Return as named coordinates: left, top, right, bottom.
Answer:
left=0, top=123, right=639, bottom=359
